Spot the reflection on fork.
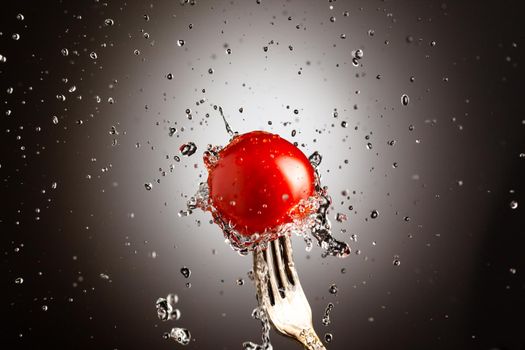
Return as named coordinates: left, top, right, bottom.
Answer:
left=253, top=235, right=327, bottom=350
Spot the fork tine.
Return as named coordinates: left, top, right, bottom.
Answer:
left=253, top=247, right=273, bottom=306
left=264, top=242, right=281, bottom=304
left=281, top=235, right=300, bottom=286
left=271, top=237, right=290, bottom=290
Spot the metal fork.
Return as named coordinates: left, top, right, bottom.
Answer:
left=253, top=235, right=327, bottom=350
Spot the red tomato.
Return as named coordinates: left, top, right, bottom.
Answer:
left=206, top=131, right=316, bottom=237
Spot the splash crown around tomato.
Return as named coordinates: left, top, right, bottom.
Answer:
left=205, top=131, right=316, bottom=237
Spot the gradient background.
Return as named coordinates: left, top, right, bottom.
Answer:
left=1, top=0, right=524, bottom=349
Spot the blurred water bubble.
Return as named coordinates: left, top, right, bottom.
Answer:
left=510, top=200, right=518, bottom=209
left=180, top=266, right=191, bottom=278
left=324, top=333, right=333, bottom=343
left=393, top=256, right=401, bottom=266
left=169, top=327, right=191, bottom=345
left=401, top=94, right=410, bottom=106
left=180, top=142, right=197, bottom=156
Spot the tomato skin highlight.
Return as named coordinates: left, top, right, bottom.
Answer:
left=206, top=131, right=315, bottom=236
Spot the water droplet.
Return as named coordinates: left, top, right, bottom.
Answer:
left=237, top=278, right=245, bottom=286
left=144, top=183, right=153, bottom=191
left=16, top=13, right=24, bottom=21
left=510, top=200, right=518, bottom=209
left=509, top=268, right=517, bottom=275
left=15, top=277, right=24, bottom=284
left=169, top=127, right=177, bottom=137
left=167, top=73, right=173, bottom=80
left=322, top=302, right=334, bottom=326
left=168, top=328, right=191, bottom=345
left=401, top=94, right=410, bottom=106
left=336, top=213, right=348, bottom=222
left=208, top=68, right=214, bottom=74
left=89, top=52, right=98, bottom=59
left=99, top=273, right=110, bottom=280
left=52, top=116, right=59, bottom=125
left=329, top=16, right=336, bottom=23
left=354, top=49, right=364, bottom=59
left=328, top=283, right=338, bottom=295
left=12, top=33, right=20, bottom=41
left=180, top=266, right=191, bottom=278
left=370, top=210, right=379, bottom=219
left=61, top=48, right=69, bottom=56
left=324, top=333, right=333, bottom=343
left=177, top=39, right=185, bottom=47
left=42, top=305, right=48, bottom=311
left=167, top=293, right=179, bottom=305
left=308, top=151, right=322, bottom=167
left=104, top=18, right=114, bottom=26
left=109, top=126, right=119, bottom=135
left=393, top=257, right=401, bottom=266
left=180, top=142, right=197, bottom=156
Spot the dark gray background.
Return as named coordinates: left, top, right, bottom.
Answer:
left=1, top=0, right=524, bottom=349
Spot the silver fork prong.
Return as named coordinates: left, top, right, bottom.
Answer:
left=281, top=235, right=300, bottom=286
left=271, top=238, right=290, bottom=291
left=264, top=242, right=281, bottom=304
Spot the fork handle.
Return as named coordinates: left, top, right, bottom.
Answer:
left=297, top=328, right=326, bottom=350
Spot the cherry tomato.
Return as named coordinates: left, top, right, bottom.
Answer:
left=206, top=131, right=315, bottom=236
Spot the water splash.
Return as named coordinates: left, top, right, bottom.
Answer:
left=186, top=150, right=351, bottom=258
left=242, top=245, right=273, bottom=350
left=242, top=307, right=273, bottom=350
left=322, top=303, right=334, bottom=326
left=214, top=105, right=236, bottom=138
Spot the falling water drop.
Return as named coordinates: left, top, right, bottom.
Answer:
left=180, top=266, right=191, bottom=278
left=401, top=94, right=410, bottom=106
